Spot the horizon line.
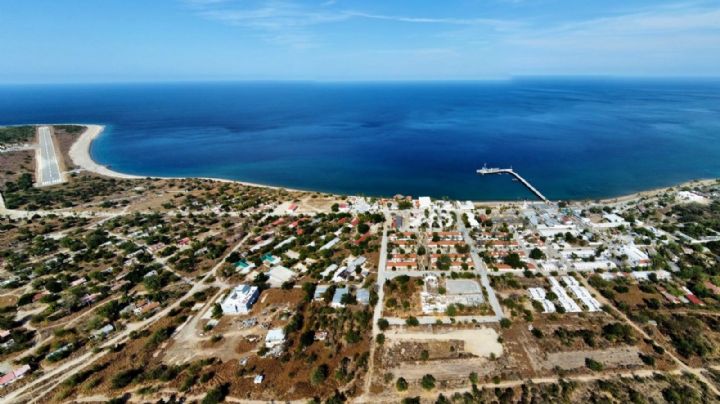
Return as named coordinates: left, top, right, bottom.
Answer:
left=2, top=75, right=720, bottom=86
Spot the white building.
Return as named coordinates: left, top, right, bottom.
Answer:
left=619, top=244, right=651, bottom=267
left=265, top=328, right=286, bottom=348
left=220, top=284, right=260, bottom=314
left=267, top=266, right=296, bottom=288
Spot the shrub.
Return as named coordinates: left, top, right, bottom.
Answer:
left=585, top=357, right=603, bottom=371
left=311, top=364, right=329, bottom=385
left=396, top=377, right=408, bottom=391
left=377, top=318, right=390, bottom=331
left=421, top=374, right=436, bottom=390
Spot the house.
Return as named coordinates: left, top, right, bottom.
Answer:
left=357, top=289, right=371, bottom=305
left=0, top=364, right=31, bottom=387
left=346, top=256, right=367, bottom=274
left=619, top=244, right=651, bottom=267
left=332, top=266, right=349, bottom=282
left=319, top=237, right=340, bottom=251
left=261, top=253, right=281, bottom=266
left=134, top=301, right=160, bottom=316
left=92, top=324, right=115, bottom=339
left=320, top=264, right=338, bottom=278
left=267, top=266, right=296, bottom=288
left=331, top=287, right=349, bottom=308
left=220, top=284, right=260, bottom=314
left=148, top=242, right=166, bottom=253
left=70, top=278, right=86, bottom=287
left=81, top=293, right=101, bottom=306
left=705, top=281, right=720, bottom=295
left=354, top=233, right=371, bottom=245
left=235, top=259, right=256, bottom=274
left=254, top=375, right=264, bottom=384
left=286, top=203, right=298, bottom=214
left=143, top=270, right=158, bottom=278
left=314, top=285, right=330, bottom=300
left=265, top=328, right=286, bottom=348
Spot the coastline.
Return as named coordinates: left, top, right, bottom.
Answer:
left=67, top=124, right=718, bottom=205
left=69, top=125, right=142, bottom=180
left=68, top=124, right=305, bottom=192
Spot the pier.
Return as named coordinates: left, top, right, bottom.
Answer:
left=477, top=166, right=549, bottom=202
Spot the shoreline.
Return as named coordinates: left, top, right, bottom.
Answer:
left=67, top=124, right=718, bottom=205
left=68, top=124, right=306, bottom=192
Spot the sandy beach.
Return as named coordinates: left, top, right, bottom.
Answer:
left=68, top=124, right=305, bottom=192
left=69, top=124, right=142, bottom=179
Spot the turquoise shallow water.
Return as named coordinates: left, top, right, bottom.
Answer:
left=1, top=79, right=719, bottom=201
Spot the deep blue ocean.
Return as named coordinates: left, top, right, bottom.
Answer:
left=1, top=79, right=719, bottom=201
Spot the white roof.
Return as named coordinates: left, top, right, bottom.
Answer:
left=266, top=328, right=285, bottom=342
left=268, top=266, right=296, bottom=287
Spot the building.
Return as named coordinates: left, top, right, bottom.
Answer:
left=261, top=253, right=281, bottom=266
left=320, top=237, right=340, bottom=251
left=619, top=244, right=651, bottom=267
left=357, top=288, right=371, bottom=305
left=314, top=285, right=330, bottom=300
left=265, top=328, right=286, bottom=348
left=331, top=287, right=349, bottom=308
left=220, top=284, right=260, bottom=314
left=235, top=259, right=256, bottom=274
left=418, top=196, right=432, bottom=210
left=92, top=324, right=115, bottom=339
left=267, top=266, right=296, bottom=288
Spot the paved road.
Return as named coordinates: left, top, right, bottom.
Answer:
left=456, top=210, right=505, bottom=320
left=36, top=126, right=64, bottom=186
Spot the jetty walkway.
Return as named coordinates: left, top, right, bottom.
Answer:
left=477, top=166, right=548, bottom=202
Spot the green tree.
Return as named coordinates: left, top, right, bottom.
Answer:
left=311, top=364, right=329, bottom=385
left=377, top=318, right=390, bottom=331
left=211, top=303, right=223, bottom=319
left=529, top=248, right=545, bottom=260
left=421, top=374, right=436, bottom=390
left=469, top=371, right=478, bottom=384
left=396, top=377, right=409, bottom=391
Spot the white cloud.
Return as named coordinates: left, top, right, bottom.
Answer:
left=180, top=0, right=720, bottom=75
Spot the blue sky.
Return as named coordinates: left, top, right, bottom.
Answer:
left=1, top=0, right=719, bottom=82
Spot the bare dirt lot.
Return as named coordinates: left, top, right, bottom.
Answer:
left=384, top=328, right=503, bottom=358
left=540, top=346, right=643, bottom=370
